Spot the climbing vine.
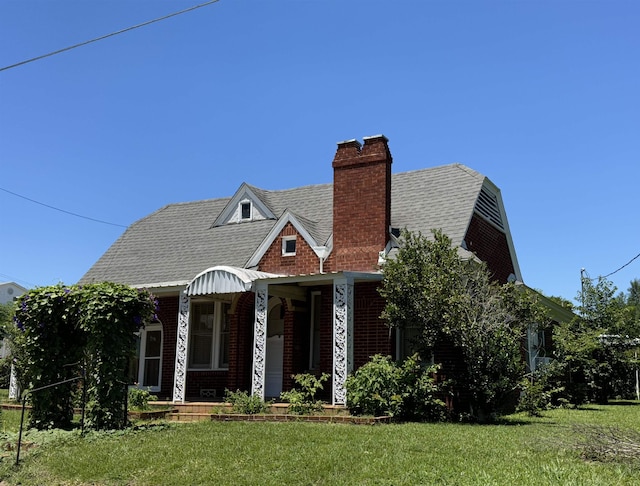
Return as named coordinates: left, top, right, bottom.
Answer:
left=13, top=283, right=157, bottom=430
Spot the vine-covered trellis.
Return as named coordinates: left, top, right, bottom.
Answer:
left=12, top=283, right=157, bottom=430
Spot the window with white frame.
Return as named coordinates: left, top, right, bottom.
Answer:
left=282, top=235, right=296, bottom=256
left=128, top=322, right=163, bottom=392
left=189, top=301, right=231, bottom=369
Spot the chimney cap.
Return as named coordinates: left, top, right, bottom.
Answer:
left=336, top=138, right=362, bottom=148
left=362, top=134, right=388, bottom=143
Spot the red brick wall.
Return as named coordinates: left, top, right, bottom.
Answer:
left=157, top=296, right=178, bottom=400
left=258, top=222, right=320, bottom=275
left=227, top=292, right=255, bottom=392
left=464, top=213, right=516, bottom=283
left=185, top=370, right=228, bottom=399
left=332, top=136, right=392, bottom=272
left=353, top=282, right=392, bottom=368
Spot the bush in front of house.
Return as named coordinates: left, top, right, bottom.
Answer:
left=128, top=387, right=158, bottom=411
left=224, top=389, right=272, bottom=414
left=280, top=372, right=330, bottom=415
left=345, top=354, right=446, bottom=421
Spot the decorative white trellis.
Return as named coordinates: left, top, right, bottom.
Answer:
left=332, top=278, right=353, bottom=405
left=172, top=291, right=190, bottom=403
left=251, top=283, right=268, bottom=399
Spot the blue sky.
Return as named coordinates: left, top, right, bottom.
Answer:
left=1, top=0, right=638, bottom=303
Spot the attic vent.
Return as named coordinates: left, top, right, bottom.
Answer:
left=475, top=187, right=504, bottom=231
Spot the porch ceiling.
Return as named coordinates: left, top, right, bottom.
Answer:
left=187, top=265, right=280, bottom=296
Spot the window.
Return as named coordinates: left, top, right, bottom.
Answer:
left=128, top=323, right=163, bottom=392
left=282, top=236, right=296, bottom=256
left=398, top=326, right=421, bottom=361
left=189, top=301, right=230, bottom=369
left=240, top=201, right=252, bottom=220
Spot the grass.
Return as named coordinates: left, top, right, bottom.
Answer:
left=0, top=403, right=639, bottom=485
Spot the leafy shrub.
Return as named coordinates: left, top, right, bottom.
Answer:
left=398, top=354, right=447, bottom=421
left=128, top=387, right=157, bottom=411
left=345, top=355, right=403, bottom=417
left=0, top=356, right=11, bottom=389
left=280, top=373, right=330, bottom=415
left=517, top=361, right=571, bottom=416
left=225, top=389, right=271, bottom=414
left=345, top=354, right=446, bottom=420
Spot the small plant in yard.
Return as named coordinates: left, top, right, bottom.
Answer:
left=280, top=373, right=330, bottom=415
left=128, top=387, right=157, bottom=411
left=224, top=389, right=272, bottom=414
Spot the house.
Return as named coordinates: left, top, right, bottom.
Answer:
left=0, top=281, right=27, bottom=359
left=0, top=281, right=27, bottom=306
left=79, top=135, right=523, bottom=406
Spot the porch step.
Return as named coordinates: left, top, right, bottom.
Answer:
left=168, top=412, right=213, bottom=423
left=160, top=401, right=351, bottom=423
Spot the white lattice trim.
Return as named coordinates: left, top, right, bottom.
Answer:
left=332, top=278, right=353, bottom=405
left=251, top=284, right=268, bottom=399
left=172, top=291, right=190, bottom=403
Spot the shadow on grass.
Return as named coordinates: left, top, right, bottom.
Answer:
left=607, top=400, right=640, bottom=406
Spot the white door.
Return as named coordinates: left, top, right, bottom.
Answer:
left=265, top=335, right=284, bottom=398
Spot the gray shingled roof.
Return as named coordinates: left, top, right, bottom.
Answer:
left=79, top=163, right=486, bottom=288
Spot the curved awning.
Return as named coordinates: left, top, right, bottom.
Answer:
left=187, top=265, right=280, bottom=296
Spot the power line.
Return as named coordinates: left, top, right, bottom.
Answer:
left=582, top=251, right=640, bottom=283
left=601, top=252, right=640, bottom=279
left=0, top=273, right=35, bottom=289
left=0, top=186, right=127, bottom=228
left=0, top=0, right=221, bottom=73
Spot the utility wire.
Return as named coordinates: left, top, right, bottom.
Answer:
left=0, top=0, right=221, bottom=73
left=582, top=251, right=640, bottom=282
left=600, top=252, right=640, bottom=279
left=0, top=186, right=127, bottom=228
left=0, top=272, right=35, bottom=289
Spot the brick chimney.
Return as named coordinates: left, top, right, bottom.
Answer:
left=332, top=135, right=392, bottom=271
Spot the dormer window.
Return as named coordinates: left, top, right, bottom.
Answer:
left=240, top=201, right=252, bottom=221
left=282, top=236, right=296, bottom=256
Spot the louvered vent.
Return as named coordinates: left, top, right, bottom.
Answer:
left=474, top=187, right=504, bottom=231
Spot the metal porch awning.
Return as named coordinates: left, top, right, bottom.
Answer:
left=187, top=265, right=280, bottom=297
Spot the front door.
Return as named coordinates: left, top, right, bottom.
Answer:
left=265, top=335, right=284, bottom=398
left=264, top=302, right=284, bottom=398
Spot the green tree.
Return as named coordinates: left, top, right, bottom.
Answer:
left=0, top=301, right=13, bottom=333
left=628, top=279, right=640, bottom=308
left=380, top=229, right=547, bottom=422
left=550, top=276, right=639, bottom=404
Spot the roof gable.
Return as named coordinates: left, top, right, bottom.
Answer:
left=212, top=183, right=276, bottom=227
left=246, top=210, right=331, bottom=268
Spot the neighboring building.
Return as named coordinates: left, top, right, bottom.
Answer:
left=0, top=282, right=27, bottom=360
left=0, top=282, right=27, bottom=306
left=80, top=135, right=523, bottom=406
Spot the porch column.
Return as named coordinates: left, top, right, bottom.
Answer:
left=172, top=290, right=191, bottom=403
left=332, top=277, right=354, bottom=405
left=8, top=363, right=19, bottom=400
left=251, top=282, right=268, bottom=399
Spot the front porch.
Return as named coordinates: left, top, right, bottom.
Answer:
left=170, top=267, right=386, bottom=406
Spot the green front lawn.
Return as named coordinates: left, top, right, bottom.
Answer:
left=1, top=403, right=639, bottom=485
